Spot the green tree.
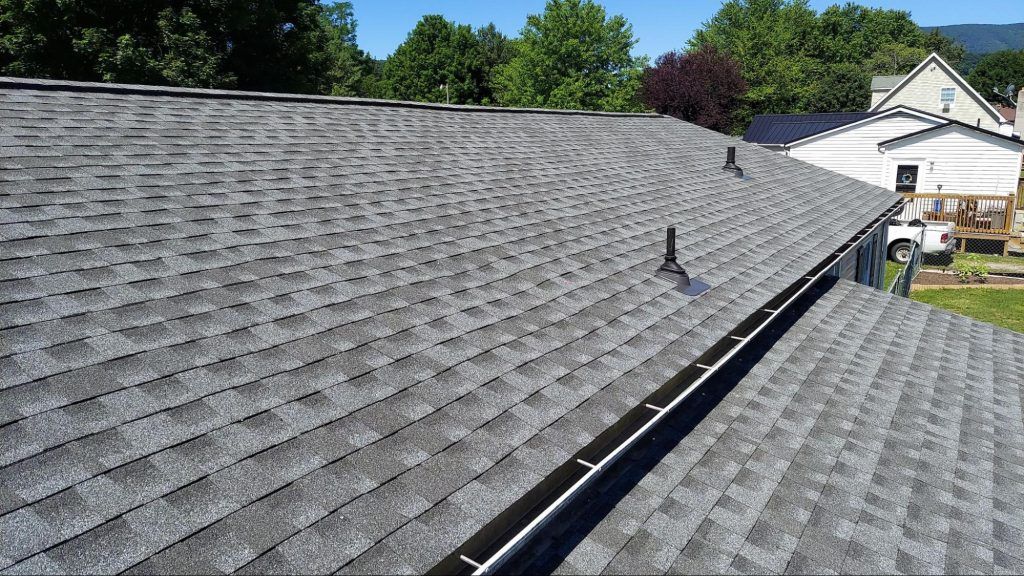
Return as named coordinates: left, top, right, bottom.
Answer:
left=474, top=23, right=514, bottom=105
left=75, top=7, right=232, bottom=87
left=689, top=0, right=819, bottom=127
left=210, top=0, right=340, bottom=94
left=921, top=28, right=965, bottom=69
left=319, top=1, right=377, bottom=96
left=493, top=0, right=646, bottom=112
left=863, top=43, right=930, bottom=76
left=967, top=50, right=1024, bottom=103
left=155, top=8, right=234, bottom=88
left=807, top=62, right=870, bottom=112
left=0, top=0, right=373, bottom=95
left=690, top=0, right=967, bottom=127
left=0, top=0, right=231, bottom=86
left=813, top=4, right=929, bottom=65
left=380, top=15, right=504, bottom=105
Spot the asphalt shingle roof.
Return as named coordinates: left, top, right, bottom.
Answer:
left=871, top=75, right=906, bottom=91
left=0, top=78, right=899, bottom=574
left=510, top=278, right=1024, bottom=575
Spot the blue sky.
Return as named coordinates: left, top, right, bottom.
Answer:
left=350, top=0, right=1024, bottom=60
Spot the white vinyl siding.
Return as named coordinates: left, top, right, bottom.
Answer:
left=883, top=125, right=1024, bottom=196
left=787, top=113, right=939, bottom=184
left=870, top=90, right=890, bottom=108
left=876, top=62, right=1000, bottom=130
left=787, top=114, right=1023, bottom=197
left=1016, top=88, right=1024, bottom=137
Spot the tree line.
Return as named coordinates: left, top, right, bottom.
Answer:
left=2, top=0, right=1020, bottom=135
left=0, top=0, right=643, bottom=110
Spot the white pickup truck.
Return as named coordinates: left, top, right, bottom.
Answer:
left=887, top=219, right=956, bottom=264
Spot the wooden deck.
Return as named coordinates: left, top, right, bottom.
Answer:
left=898, top=192, right=1016, bottom=255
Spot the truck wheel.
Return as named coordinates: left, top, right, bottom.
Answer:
left=889, top=241, right=912, bottom=264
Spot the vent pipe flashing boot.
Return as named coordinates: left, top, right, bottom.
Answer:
left=723, top=146, right=744, bottom=177
left=656, top=227, right=710, bottom=296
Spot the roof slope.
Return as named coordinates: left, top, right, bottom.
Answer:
left=0, top=79, right=898, bottom=574
left=743, top=112, right=875, bottom=145
left=510, top=278, right=1024, bottom=575
left=871, top=75, right=906, bottom=91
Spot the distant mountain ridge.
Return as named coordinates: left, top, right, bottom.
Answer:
left=924, top=23, right=1024, bottom=54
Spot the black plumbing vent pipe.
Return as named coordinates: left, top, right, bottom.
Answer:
left=656, top=227, right=709, bottom=296
left=659, top=227, right=689, bottom=278
left=723, top=146, right=743, bottom=177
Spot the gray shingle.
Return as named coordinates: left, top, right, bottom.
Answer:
left=512, top=280, right=1024, bottom=574
left=0, top=78, right=906, bottom=574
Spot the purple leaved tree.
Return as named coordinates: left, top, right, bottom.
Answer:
left=641, top=46, right=747, bottom=133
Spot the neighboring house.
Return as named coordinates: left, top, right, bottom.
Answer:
left=995, top=104, right=1016, bottom=126
left=746, top=52, right=1024, bottom=252
left=744, top=105, right=1024, bottom=197
left=1, top=78, right=1022, bottom=576
left=1017, top=88, right=1024, bottom=141
left=869, top=74, right=905, bottom=108
left=869, top=53, right=1015, bottom=135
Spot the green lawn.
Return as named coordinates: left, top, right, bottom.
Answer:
left=923, top=253, right=1024, bottom=273
left=911, top=288, right=1024, bottom=333
left=884, top=261, right=902, bottom=291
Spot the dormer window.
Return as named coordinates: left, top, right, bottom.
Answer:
left=940, top=87, right=956, bottom=104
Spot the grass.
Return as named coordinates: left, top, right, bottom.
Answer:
left=884, top=261, right=902, bottom=290
left=911, top=288, right=1024, bottom=333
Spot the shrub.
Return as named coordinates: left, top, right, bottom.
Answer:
left=952, top=254, right=989, bottom=284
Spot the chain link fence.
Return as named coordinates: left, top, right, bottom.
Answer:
left=951, top=236, right=1014, bottom=258
left=888, top=227, right=923, bottom=298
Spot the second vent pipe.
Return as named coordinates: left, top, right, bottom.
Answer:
left=723, top=146, right=743, bottom=177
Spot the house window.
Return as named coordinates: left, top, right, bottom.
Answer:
left=895, top=165, right=919, bottom=193
left=940, top=87, right=956, bottom=104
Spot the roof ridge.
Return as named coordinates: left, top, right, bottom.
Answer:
left=0, top=76, right=663, bottom=118
left=752, top=111, right=875, bottom=119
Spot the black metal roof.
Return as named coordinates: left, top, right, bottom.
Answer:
left=743, top=112, right=876, bottom=145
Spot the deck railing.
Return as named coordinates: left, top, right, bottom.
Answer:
left=898, top=193, right=1015, bottom=235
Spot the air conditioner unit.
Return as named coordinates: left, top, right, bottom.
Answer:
left=942, top=103, right=950, bottom=113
